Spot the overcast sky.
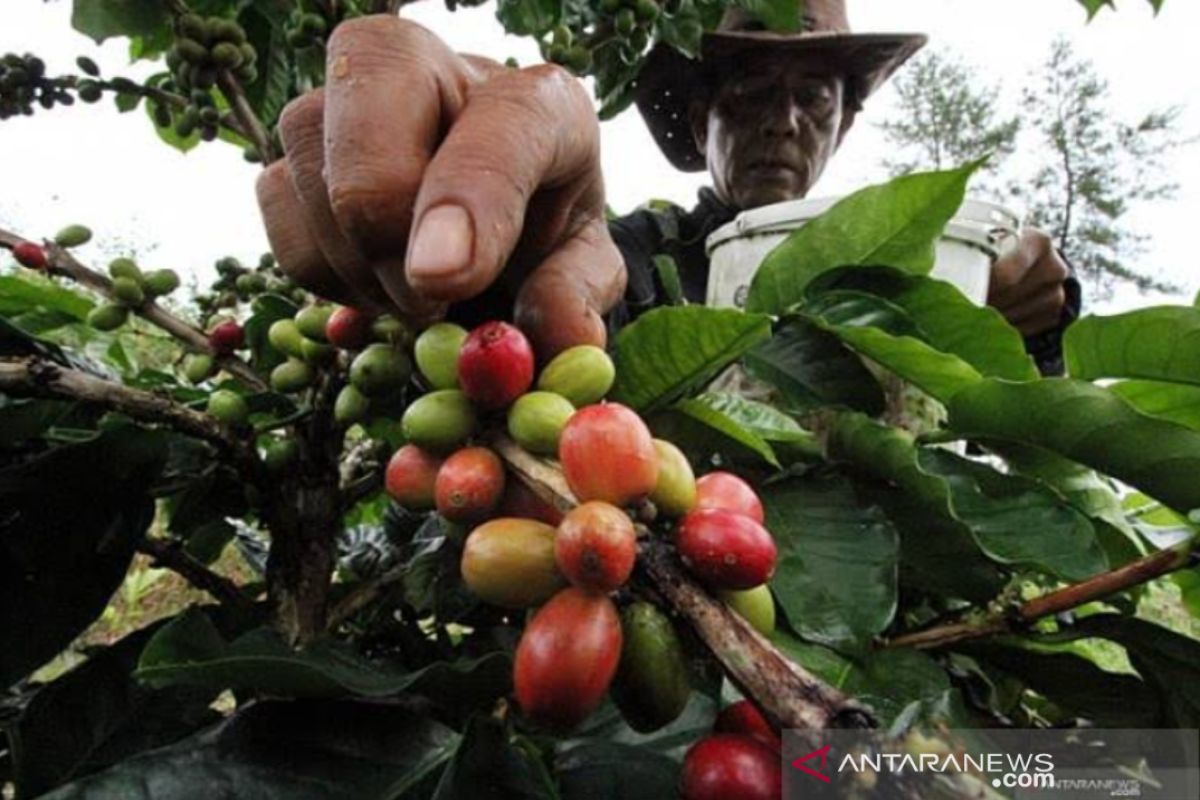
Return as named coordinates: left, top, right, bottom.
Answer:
left=2, top=0, right=1196, bottom=311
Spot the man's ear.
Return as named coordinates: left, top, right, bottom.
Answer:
left=687, top=96, right=709, bottom=157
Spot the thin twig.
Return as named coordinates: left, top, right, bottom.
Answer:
left=0, top=229, right=267, bottom=391
left=138, top=536, right=256, bottom=611
left=327, top=562, right=408, bottom=629
left=216, top=72, right=278, bottom=164
left=0, top=356, right=260, bottom=476
left=884, top=537, right=1200, bottom=650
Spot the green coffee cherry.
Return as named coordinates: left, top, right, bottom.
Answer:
left=615, top=9, right=637, bottom=35
left=268, top=318, right=306, bottom=359
left=334, top=384, right=371, bottom=426
left=414, top=322, right=468, bottom=390
left=537, top=344, right=615, bottom=406
left=371, top=314, right=412, bottom=347
left=634, top=0, right=660, bottom=22
left=649, top=438, right=697, bottom=518
left=207, top=389, right=249, bottom=426
left=262, top=437, right=299, bottom=473
left=143, top=269, right=180, bottom=297
left=295, top=304, right=333, bottom=341
left=111, top=276, right=145, bottom=307
left=176, top=38, right=209, bottom=64
left=401, top=389, right=477, bottom=453
left=87, top=303, right=128, bottom=332
left=178, top=14, right=208, bottom=43
left=77, top=81, right=103, bottom=103
left=300, top=338, right=336, bottom=366
left=270, top=358, right=315, bottom=393
left=349, top=344, right=412, bottom=398
left=211, top=42, right=243, bottom=68
left=211, top=19, right=247, bottom=45
left=76, top=56, right=100, bottom=76
left=611, top=602, right=692, bottom=732
left=54, top=224, right=92, bottom=248
left=182, top=353, right=216, bottom=384
left=108, top=257, right=142, bottom=282
left=720, top=585, right=776, bottom=636
left=507, top=391, right=574, bottom=455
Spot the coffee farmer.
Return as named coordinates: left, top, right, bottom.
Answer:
left=257, top=1, right=1078, bottom=372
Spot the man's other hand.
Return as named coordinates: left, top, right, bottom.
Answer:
left=987, top=228, right=1070, bottom=337
left=256, top=15, right=626, bottom=360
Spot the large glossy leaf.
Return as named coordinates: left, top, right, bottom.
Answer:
left=37, top=699, right=459, bottom=800
left=136, top=610, right=511, bottom=706
left=840, top=649, right=964, bottom=729
left=557, top=741, right=678, bottom=800
left=744, top=162, right=980, bottom=314
left=743, top=317, right=885, bottom=414
left=1072, top=615, right=1200, bottom=728
left=1065, top=307, right=1200, bottom=385
left=0, top=424, right=166, bottom=687
left=688, top=392, right=813, bottom=444
left=948, top=379, right=1200, bottom=514
left=800, top=291, right=984, bottom=403
left=812, top=268, right=1039, bottom=382
left=1110, top=380, right=1200, bottom=430
left=8, top=622, right=221, bottom=799
left=649, top=397, right=780, bottom=468
left=829, top=413, right=1106, bottom=581
left=760, top=474, right=899, bottom=652
left=958, top=641, right=1162, bottom=727
left=611, top=306, right=771, bottom=412
left=495, top=0, right=562, bottom=35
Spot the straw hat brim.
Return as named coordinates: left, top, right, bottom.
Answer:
left=634, top=31, right=928, bottom=172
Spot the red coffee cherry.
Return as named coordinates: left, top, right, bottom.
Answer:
left=457, top=321, right=535, bottom=410
left=384, top=444, right=444, bottom=511
left=554, top=501, right=637, bottom=593
left=324, top=306, right=375, bottom=350
left=12, top=241, right=48, bottom=270
left=695, top=471, right=764, bottom=523
left=558, top=403, right=658, bottom=507
left=676, top=508, right=777, bottom=591
left=435, top=446, right=506, bottom=523
left=207, top=320, right=245, bottom=355
left=680, top=735, right=781, bottom=800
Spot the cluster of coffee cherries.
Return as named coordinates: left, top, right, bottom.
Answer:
left=0, top=53, right=59, bottom=119
left=165, top=14, right=257, bottom=94
left=381, top=318, right=780, bottom=741
left=681, top=699, right=783, bottom=800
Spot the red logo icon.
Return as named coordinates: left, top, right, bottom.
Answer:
left=792, top=744, right=832, bottom=783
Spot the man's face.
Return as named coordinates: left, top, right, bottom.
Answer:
left=694, top=54, right=848, bottom=210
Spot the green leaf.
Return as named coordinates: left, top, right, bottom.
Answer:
left=0, top=274, right=94, bottom=322
left=1076, top=0, right=1114, bottom=20
left=36, top=699, right=459, bottom=800
left=244, top=292, right=300, bottom=374
left=745, top=162, right=981, bottom=314
left=829, top=413, right=1106, bottom=581
left=495, top=0, right=562, bottom=35
left=71, top=0, right=170, bottom=44
left=689, top=391, right=811, bottom=444
left=135, top=609, right=512, bottom=705
left=432, top=716, right=552, bottom=799
left=761, top=474, right=899, bottom=652
left=959, top=640, right=1161, bottom=727
left=8, top=622, right=221, bottom=799
left=1, top=425, right=166, bottom=687
left=1065, top=307, right=1200, bottom=385
left=948, top=379, right=1200, bottom=515
left=569, top=692, right=717, bottom=763
left=796, top=291, right=984, bottom=402
left=1072, top=615, right=1200, bottom=728
left=814, top=268, right=1039, bottom=382
left=841, top=649, right=963, bottom=729
left=733, top=0, right=802, bottom=32
left=651, top=397, right=780, bottom=467
left=611, top=306, right=771, bottom=412
left=1111, top=380, right=1200, bottom=430
left=743, top=317, right=885, bottom=414
left=238, top=6, right=295, bottom=129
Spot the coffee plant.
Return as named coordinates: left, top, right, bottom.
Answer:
left=0, top=0, right=1191, bottom=798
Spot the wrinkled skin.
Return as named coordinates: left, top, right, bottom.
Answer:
left=258, top=15, right=1068, bottom=349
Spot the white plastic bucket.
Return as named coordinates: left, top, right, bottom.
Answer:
left=705, top=196, right=1021, bottom=310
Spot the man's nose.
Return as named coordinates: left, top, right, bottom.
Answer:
left=761, top=96, right=803, bottom=137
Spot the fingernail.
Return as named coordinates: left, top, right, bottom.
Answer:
left=408, top=205, right=473, bottom=281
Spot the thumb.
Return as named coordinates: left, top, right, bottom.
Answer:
left=404, top=64, right=602, bottom=303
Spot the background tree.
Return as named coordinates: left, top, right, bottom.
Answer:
left=877, top=48, right=1019, bottom=197
left=1015, top=36, right=1191, bottom=299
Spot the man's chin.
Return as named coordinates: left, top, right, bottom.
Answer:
left=732, top=171, right=811, bottom=210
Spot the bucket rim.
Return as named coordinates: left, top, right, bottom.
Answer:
left=705, top=194, right=1023, bottom=256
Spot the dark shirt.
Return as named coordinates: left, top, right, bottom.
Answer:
left=605, top=187, right=1080, bottom=376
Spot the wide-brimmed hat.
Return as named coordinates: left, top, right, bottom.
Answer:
left=633, top=0, right=927, bottom=172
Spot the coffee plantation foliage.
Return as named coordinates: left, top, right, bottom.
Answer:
left=1, top=0, right=1195, bottom=798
